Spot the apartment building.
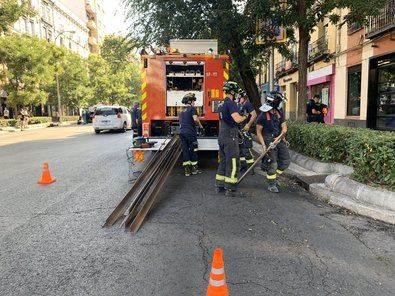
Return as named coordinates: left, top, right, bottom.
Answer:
left=13, top=0, right=90, bottom=57
left=334, top=1, right=395, bottom=131
left=85, top=0, right=106, bottom=53
left=260, top=3, right=395, bottom=131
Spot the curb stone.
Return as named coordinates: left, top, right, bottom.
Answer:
left=253, top=141, right=394, bottom=225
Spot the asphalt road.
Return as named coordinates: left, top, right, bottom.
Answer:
left=0, top=125, right=394, bottom=295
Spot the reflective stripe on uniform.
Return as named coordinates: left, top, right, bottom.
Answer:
left=277, top=169, right=284, bottom=175
left=193, top=148, right=199, bottom=152
left=231, top=158, right=237, bottom=180
left=240, top=157, right=246, bottom=162
left=216, top=174, right=225, bottom=181
left=191, top=161, right=198, bottom=165
left=266, top=174, right=277, bottom=180
left=209, top=278, right=226, bottom=287
left=183, top=161, right=191, bottom=166
left=225, top=176, right=238, bottom=183
left=246, top=159, right=254, bottom=164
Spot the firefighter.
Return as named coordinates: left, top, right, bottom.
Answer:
left=237, top=90, right=257, bottom=171
left=256, top=91, right=290, bottom=193
left=179, top=93, right=204, bottom=176
left=216, top=81, right=249, bottom=197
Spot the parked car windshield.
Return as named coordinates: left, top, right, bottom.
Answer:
left=95, top=108, right=121, bottom=116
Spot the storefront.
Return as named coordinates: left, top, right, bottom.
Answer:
left=367, top=53, right=395, bottom=131
left=307, top=64, right=335, bottom=123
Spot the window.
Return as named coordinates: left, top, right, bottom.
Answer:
left=347, top=65, right=362, bottom=116
left=23, top=18, right=29, bottom=33
left=30, top=21, right=35, bottom=35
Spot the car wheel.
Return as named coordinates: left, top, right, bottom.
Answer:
left=95, top=130, right=101, bottom=134
left=121, top=122, right=127, bottom=133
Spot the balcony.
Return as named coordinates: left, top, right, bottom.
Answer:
left=88, top=36, right=98, bottom=46
left=87, top=19, right=97, bottom=30
left=308, top=36, right=329, bottom=62
left=85, top=1, right=96, bottom=16
left=366, top=0, right=395, bottom=39
left=275, top=52, right=298, bottom=78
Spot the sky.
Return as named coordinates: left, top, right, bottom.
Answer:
left=102, top=0, right=131, bottom=36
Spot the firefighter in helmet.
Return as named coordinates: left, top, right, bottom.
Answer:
left=216, top=81, right=249, bottom=197
left=237, top=90, right=257, bottom=171
left=256, top=91, right=290, bottom=193
left=179, top=93, right=204, bottom=176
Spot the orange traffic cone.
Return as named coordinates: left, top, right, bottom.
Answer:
left=206, top=248, right=229, bottom=296
left=37, top=162, right=57, bottom=185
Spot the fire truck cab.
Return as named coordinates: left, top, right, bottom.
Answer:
left=140, top=39, right=230, bottom=150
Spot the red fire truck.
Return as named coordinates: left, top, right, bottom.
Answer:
left=140, top=39, right=230, bottom=150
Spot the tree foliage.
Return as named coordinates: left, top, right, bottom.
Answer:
left=0, top=35, right=55, bottom=110
left=0, top=0, right=35, bottom=34
left=123, top=0, right=269, bottom=110
left=47, top=46, right=92, bottom=109
left=88, top=35, right=140, bottom=107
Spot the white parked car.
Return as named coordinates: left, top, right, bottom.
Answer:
left=93, top=106, right=132, bottom=134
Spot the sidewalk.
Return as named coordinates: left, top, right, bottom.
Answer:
left=0, top=121, right=77, bottom=134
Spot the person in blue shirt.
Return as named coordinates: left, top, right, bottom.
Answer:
left=256, top=91, right=290, bottom=193
left=216, top=81, right=249, bottom=197
left=179, top=93, right=204, bottom=176
left=237, top=90, right=257, bottom=171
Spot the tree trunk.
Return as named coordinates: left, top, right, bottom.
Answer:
left=229, top=39, right=261, bottom=112
left=297, top=0, right=309, bottom=122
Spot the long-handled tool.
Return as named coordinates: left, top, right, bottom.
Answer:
left=238, top=134, right=286, bottom=185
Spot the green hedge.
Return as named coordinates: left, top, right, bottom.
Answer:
left=287, top=121, right=395, bottom=191
left=28, top=117, right=52, bottom=124
left=59, top=116, right=79, bottom=122
left=0, top=119, right=17, bottom=127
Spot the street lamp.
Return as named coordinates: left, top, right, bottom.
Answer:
left=54, top=30, right=76, bottom=117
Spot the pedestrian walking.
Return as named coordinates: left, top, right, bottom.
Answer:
left=237, top=90, right=257, bottom=171
left=215, top=81, right=249, bottom=197
left=179, top=93, right=204, bottom=176
left=256, top=91, right=290, bottom=193
left=19, top=108, right=29, bottom=130
left=3, top=107, right=9, bottom=119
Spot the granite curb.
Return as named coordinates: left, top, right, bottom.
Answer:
left=252, top=143, right=394, bottom=224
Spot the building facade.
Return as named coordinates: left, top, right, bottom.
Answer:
left=13, top=0, right=90, bottom=57
left=334, top=1, right=395, bottom=131
left=260, top=3, right=395, bottom=131
left=85, top=0, right=106, bottom=53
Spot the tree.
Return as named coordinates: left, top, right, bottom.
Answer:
left=46, top=46, right=92, bottom=110
left=123, top=0, right=269, bottom=111
left=0, top=35, right=55, bottom=116
left=87, top=36, right=140, bottom=107
left=0, top=0, right=35, bottom=34
left=250, top=0, right=388, bottom=120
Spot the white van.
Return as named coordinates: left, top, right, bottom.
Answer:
left=93, top=106, right=132, bottom=134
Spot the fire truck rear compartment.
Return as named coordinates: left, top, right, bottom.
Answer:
left=150, top=120, right=219, bottom=138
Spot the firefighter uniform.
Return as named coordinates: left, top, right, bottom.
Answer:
left=238, top=101, right=255, bottom=170
left=256, top=109, right=291, bottom=188
left=179, top=105, right=199, bottom=176
left=216, top=97, right=241, bottom=191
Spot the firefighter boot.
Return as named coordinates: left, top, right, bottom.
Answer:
left=184, top=165, right=192, bottom=177
left=191, top=164, right=202, bottom=175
